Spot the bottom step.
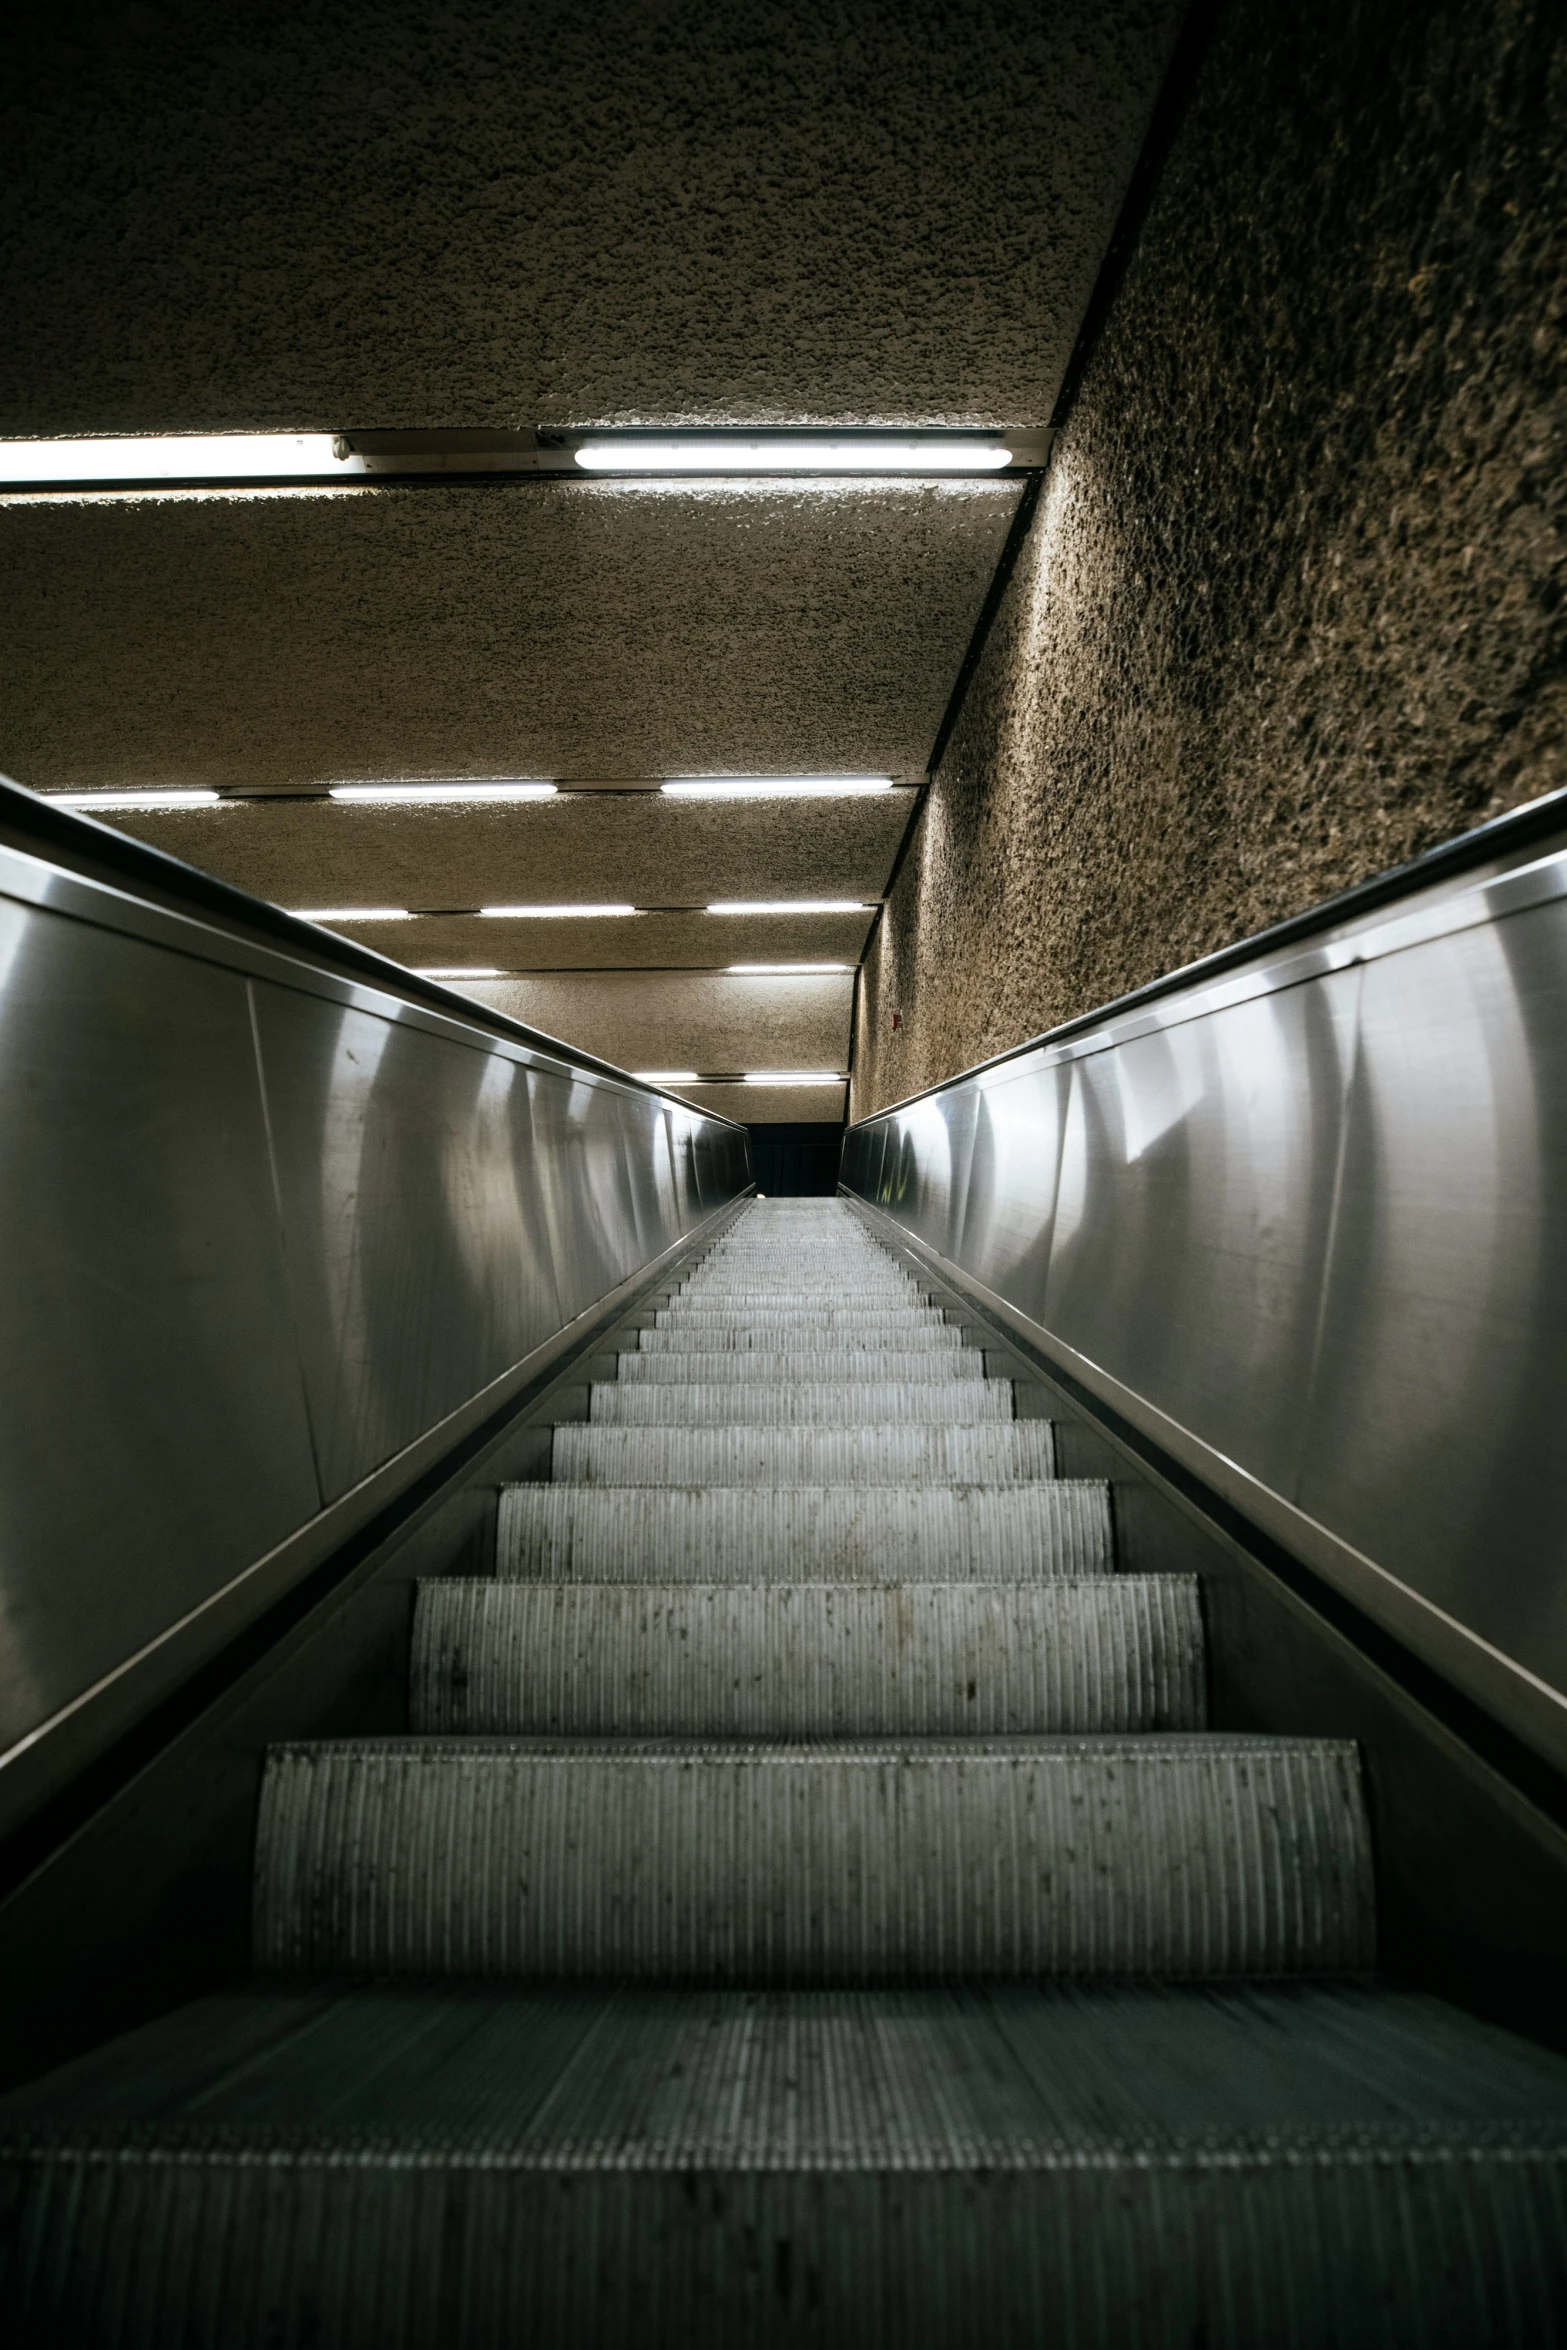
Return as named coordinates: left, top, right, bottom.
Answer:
left=5, top=1980, right=1566, bottom=2349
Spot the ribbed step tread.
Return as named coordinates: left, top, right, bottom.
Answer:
left=678, top=1284, right=919, bottom=1302
left=553, top=1422, right=1057, bottom=1485
left=641, top=1319, right=961, bottom=1349
left=411, top=1579, right=1204, bottom=1737
left=254, top=1737, right=1373, bottom=1979
left=10, top=1990, right=1566, bottom=2350
left=616, top=1349, right=986, bottom=1384
left=590, top=1381, right=1014, bottom=1426
left=654, top=1307, right=949, bottom=1333
left=497, top=1479, right=1104, bottom=1580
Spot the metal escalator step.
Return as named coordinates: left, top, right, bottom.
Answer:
left=588, top=1381, right=1014, bottom=1425
left=410, top=1577, right=1205, bottom=1736
left=7, top=1984, right=1566, bottom=2349
left=253, top=1736, right=1373, bottom=1979
left=640, top=1319, right=962, bottom=1347
left=497, top=1479, right=1105, bottom=1580
left=616, top=1349, right=986, bottom=1383
left=552, top=1421, right=1058, bottom=1484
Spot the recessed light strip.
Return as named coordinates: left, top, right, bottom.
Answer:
left=662, top=777, right=893, bottom=799
left=632, top=1071, right=702, bottom=1084
left=414, top=966, right=503, bottom=979
left=293, top=906, right=412, bottom=922
left=576, top=436, right=1011, bottom=474
left=45, top=789, right=222, bottom=810
left=329, top=781, right=556, bottom=804
left=741, top=1071, right=846, bottom=1085
left=708, top=899, right=869, bottom=915
left=728, top=962, right=852, bottom=973
left=479, top=903, right=636, bottom=919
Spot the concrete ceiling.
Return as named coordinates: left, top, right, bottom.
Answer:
left=0, top=0, right=1185, bottom=1104
left=1, top=1, right=1183, bottom=434
left=0, top=484, right=1018, bottom=791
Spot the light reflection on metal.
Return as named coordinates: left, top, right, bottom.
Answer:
left=843, top=830, right=1567, bottom=1774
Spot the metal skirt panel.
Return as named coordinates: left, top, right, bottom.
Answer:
left=495, top=1480, right=1108, bottom=1581
left=252, top=1737, right=1374, bottom=1978
left=842, top=838, right=1567, bottom=1769
left=0, top=837, right=748, bottom=1833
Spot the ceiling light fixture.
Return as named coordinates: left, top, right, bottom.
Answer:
left=44, top=788, right=222, bottom=810
left=708, top=899, right=869, bottom=915
left=293, top=906, right=412, bottom=922
left=414, top=966, right=503, bottom=979
left=329, top=781, right=556, bottom=804
left=0, top=434, right=360, bottom=485
left=741, top=1071, right=846, bottom=1084
left=728, top=962, right=852, bottom=973
left=633, top=1070, right=701, bottom=1084
left=662, top=777, right=893, bottom=799
left=574, top=435, right=1012, bottom=475
left=479, top=902, right=637, bottom=919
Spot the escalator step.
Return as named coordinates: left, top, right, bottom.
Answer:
left=410, top=1576, right=1206, bottom=1736
left=616, top=1348, right=988, bottom=1381
left=551, top=1421, right=1057, bottom=1484
left=496, top=1478, right=1108, bottom=1580
left=588, top=1380, right=1015, bottom=1425
left=253, top=1736, right=1373, bottom=1979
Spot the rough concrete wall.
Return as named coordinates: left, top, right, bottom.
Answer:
left=852, top=0, right=1566, bottom=1115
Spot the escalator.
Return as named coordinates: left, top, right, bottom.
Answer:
left=4, top=1198, right=1566, bottom=2344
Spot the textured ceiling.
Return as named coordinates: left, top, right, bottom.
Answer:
left=0, top=485, right=1015, bottom=792
left=463, top=971, right=853, bottom=1074
left=91, top=793, right=916, bottom=908
left=1, top=0, right=1184, bottom=1101
left=0, top=0, right=1184, bottom=434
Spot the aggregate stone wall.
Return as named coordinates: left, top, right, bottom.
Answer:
left=851, top=0, right=1566, bottom=1116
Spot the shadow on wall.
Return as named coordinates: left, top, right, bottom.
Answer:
left=748, top=1123, right=845, bottom=1197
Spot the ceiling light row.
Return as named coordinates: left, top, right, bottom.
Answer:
left=295, top=902, right=867, bottom=921
left=2, top=431, right=1029, bottom=486
left=632, top=1072, right=846, bottom=1086
left=45, top=777, right=895, bottom=808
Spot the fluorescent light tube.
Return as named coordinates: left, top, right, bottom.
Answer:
left=0, top=433, right=359, bottom=484
left=479, top=903, right=637, bottom=919
left=329, top=781, right=556, bottom=804
left=45, top=789, right=221, bottom=810
left=728, top=962, right=851, bottom=973
left=662, top=777, right=893, bottom=799
left=633, top=1071, right=701, bottom=1084
left=741, top=1071, right=845, bottom=1084
left=708, top=899, right=868, bottom=915
left=414, top=966, right=502, bottom=979
left=575, top=436, right=1011, bottom=474
left=293, top=907, right=412, bottom=922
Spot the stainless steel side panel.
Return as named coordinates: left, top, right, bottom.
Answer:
left=0, top=842, right=748, bottom=1832
left=844, top=836, right=1567, bottom=1771
left=0, top=897, right=320, bottom=1757
left=252, top=988, right=566, bottom=1503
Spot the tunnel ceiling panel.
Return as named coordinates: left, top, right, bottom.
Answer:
left=678, top=1082, right=849, bottom=1125
left=0, top=2, right=1186, bottom=435
left=323, top=909, right=877, bottom=972
left=0, top=486, right=1015, bottom=793
left=459, top=971, right=854, bottom=1073
left=88, top=793, right=916, bottom=911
